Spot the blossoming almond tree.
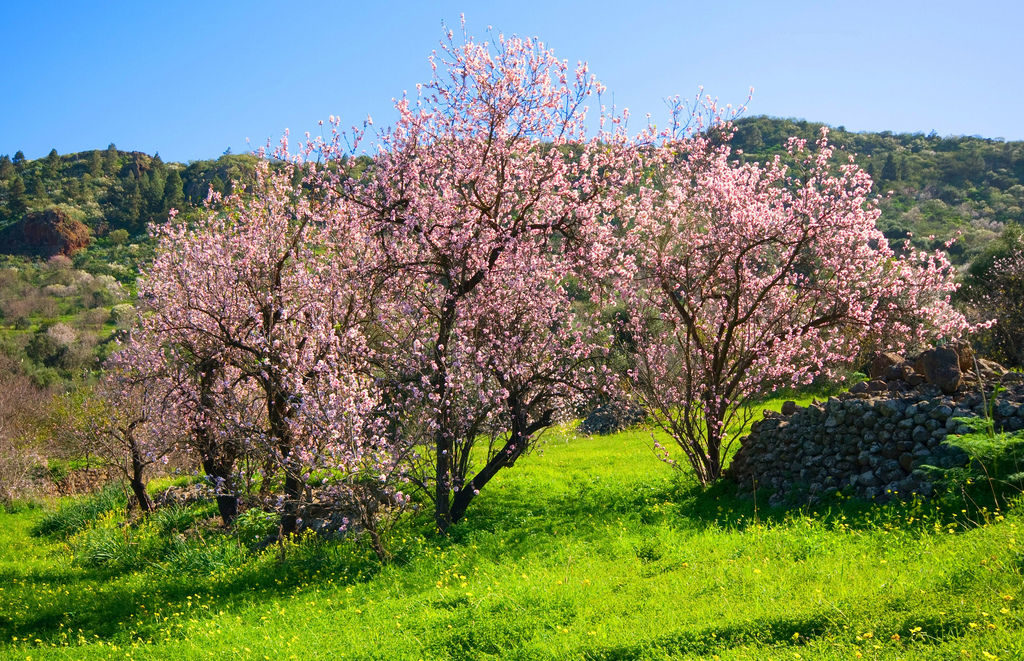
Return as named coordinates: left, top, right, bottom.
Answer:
left=136, top=159, right=395, bottom=535
left=50, top=350, right=175, bottom=513
left=346, top=25, right=629, bottom=532
left=621, top=121, right=969, bottom=485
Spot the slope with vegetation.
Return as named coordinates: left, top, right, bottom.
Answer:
left=732, top=116, right=1024, bottom=263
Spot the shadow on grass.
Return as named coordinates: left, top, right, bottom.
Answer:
left=0, top=531, right=384, bottom=647
left=579, top=613, right=833, bottom=661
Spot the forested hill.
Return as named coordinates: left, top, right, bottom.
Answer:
left=2, top=119, right=1024, bottom=263
left=0, top=145, right=256, bottom=243
left=732, top=117, right=1024, bottom=263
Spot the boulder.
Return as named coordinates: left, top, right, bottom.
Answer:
left=917, top=347, right=961, bottom=394
left=869, top=352, right=905, bottom=379
left=781, top=400, right=800, bottom=416
left=952, top=342, right=975, bottom=373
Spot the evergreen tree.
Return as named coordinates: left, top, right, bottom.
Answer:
left=8, top=175, right=27, bottom=216
left=104, top=143, right=119, bottom=174
left=12, top=151, right=25, bottom=169
left=0, top=155, right=12, bottom=180
left=88, top=150, right=103, bottom=177
left=44, top=148, right=60, bottom=178
left=881, top=153, right=898, bottom=181
left=162, top=169, right=184, bottom=211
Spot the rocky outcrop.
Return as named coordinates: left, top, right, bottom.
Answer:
left=0, top=208, right=91, bottom=257
left=727, top=356, right=1024, bottom=505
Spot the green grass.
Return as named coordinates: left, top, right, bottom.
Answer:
left=2, top=406, right=1023, bottom=660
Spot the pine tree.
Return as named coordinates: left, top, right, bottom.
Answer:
left=8, top=175, right=27, bottom=217
left=88, top=150, right=103, bottom=177
left=162, top=169, right=184, bottom=211
left=104, top=143, right=119, bottom=174
left=44, top=148, right=60, bottom=178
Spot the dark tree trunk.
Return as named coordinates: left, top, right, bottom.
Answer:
left=447, top=395, right=546, bottom=526
left=432, top=298, right=457, bottom=534
left=269, top=388, right=302, bottom=537
left=202, top=456, right=238, bottom=525
left=130, top=456, right=153, bottom=513
left=126, top=432, right=153, bottom=513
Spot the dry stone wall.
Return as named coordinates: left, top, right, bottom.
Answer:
left=727, top=355, right=1024, bottom=505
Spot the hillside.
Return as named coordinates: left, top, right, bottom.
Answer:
left=0, top=146, right=257, bottom=244
left=3, top=120, right=1023, bottom=265
left=732, top=117, right=1024, bottom=263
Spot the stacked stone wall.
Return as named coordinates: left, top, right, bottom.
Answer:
left=728, top=376, right=1024, bottom=505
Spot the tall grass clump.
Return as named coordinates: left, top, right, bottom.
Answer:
left=31, top=482, right=126, bottom=539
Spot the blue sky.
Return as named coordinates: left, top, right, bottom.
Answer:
left=3, top=0, right=1020, bottom=162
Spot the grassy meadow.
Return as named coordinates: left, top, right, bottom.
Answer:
left=1, top=395, right=1023, bottom=660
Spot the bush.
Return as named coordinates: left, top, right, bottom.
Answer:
left=234, top=507, right=278, bottom=548
left=938, top=416, right=1024, bottom=509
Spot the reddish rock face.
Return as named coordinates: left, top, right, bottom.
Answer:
left=2, top=208, right=91, bottom=256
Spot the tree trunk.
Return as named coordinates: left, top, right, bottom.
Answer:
left=202, top=456, right=238, bottom=525
left=269, top=388, right=302, bottom=537
left=130, top=456, right=153, bottom=513
left=448, top=396, right=540, bottom=525
left=432, top=299, right=458, bottom=534
left=127, top=433, right=153, bottom=513
left=434, top=433, right=452, bottom=533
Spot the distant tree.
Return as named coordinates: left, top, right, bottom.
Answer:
left=162, top=169, right=184, bottom=211
left=87, top=150, right=103, bottom=177
left=120, top=179, right=143, bottom=230
left=44, top=149, right=60, bottom=178
left=25, top=173, right=47, bottom=199
left=736, top=123, right=763, bottom=152
left=8, top=175, right=27, bottom=216
left=108, top=228, right=129, bottom=245
left=12, top=151, right=25, bottom=169
left=104, top=143, right=118, bottom=174
left=962, top=223, right=1024, bottom=366
left=0, top=155, right=13, bottom=180
left=142, top=171, right=166, bottom=217
left=881, top=153, right=898, bottom=181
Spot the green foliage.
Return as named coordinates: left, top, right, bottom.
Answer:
left=31, top=482, right=127, bottom=539
left=0, top=147, right=257, bottom=241
left=233, top=507, right=278, bottom=548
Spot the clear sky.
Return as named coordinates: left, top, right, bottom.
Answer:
left=3, top=0, right=1020, bottom=162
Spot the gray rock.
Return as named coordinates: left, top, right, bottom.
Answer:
left=918, top=347, right=962, bottom=394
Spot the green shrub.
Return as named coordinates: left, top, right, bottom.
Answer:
left=940, top=415, right=1024, bottom=510
left=233, top=507, right=278, bottom=548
